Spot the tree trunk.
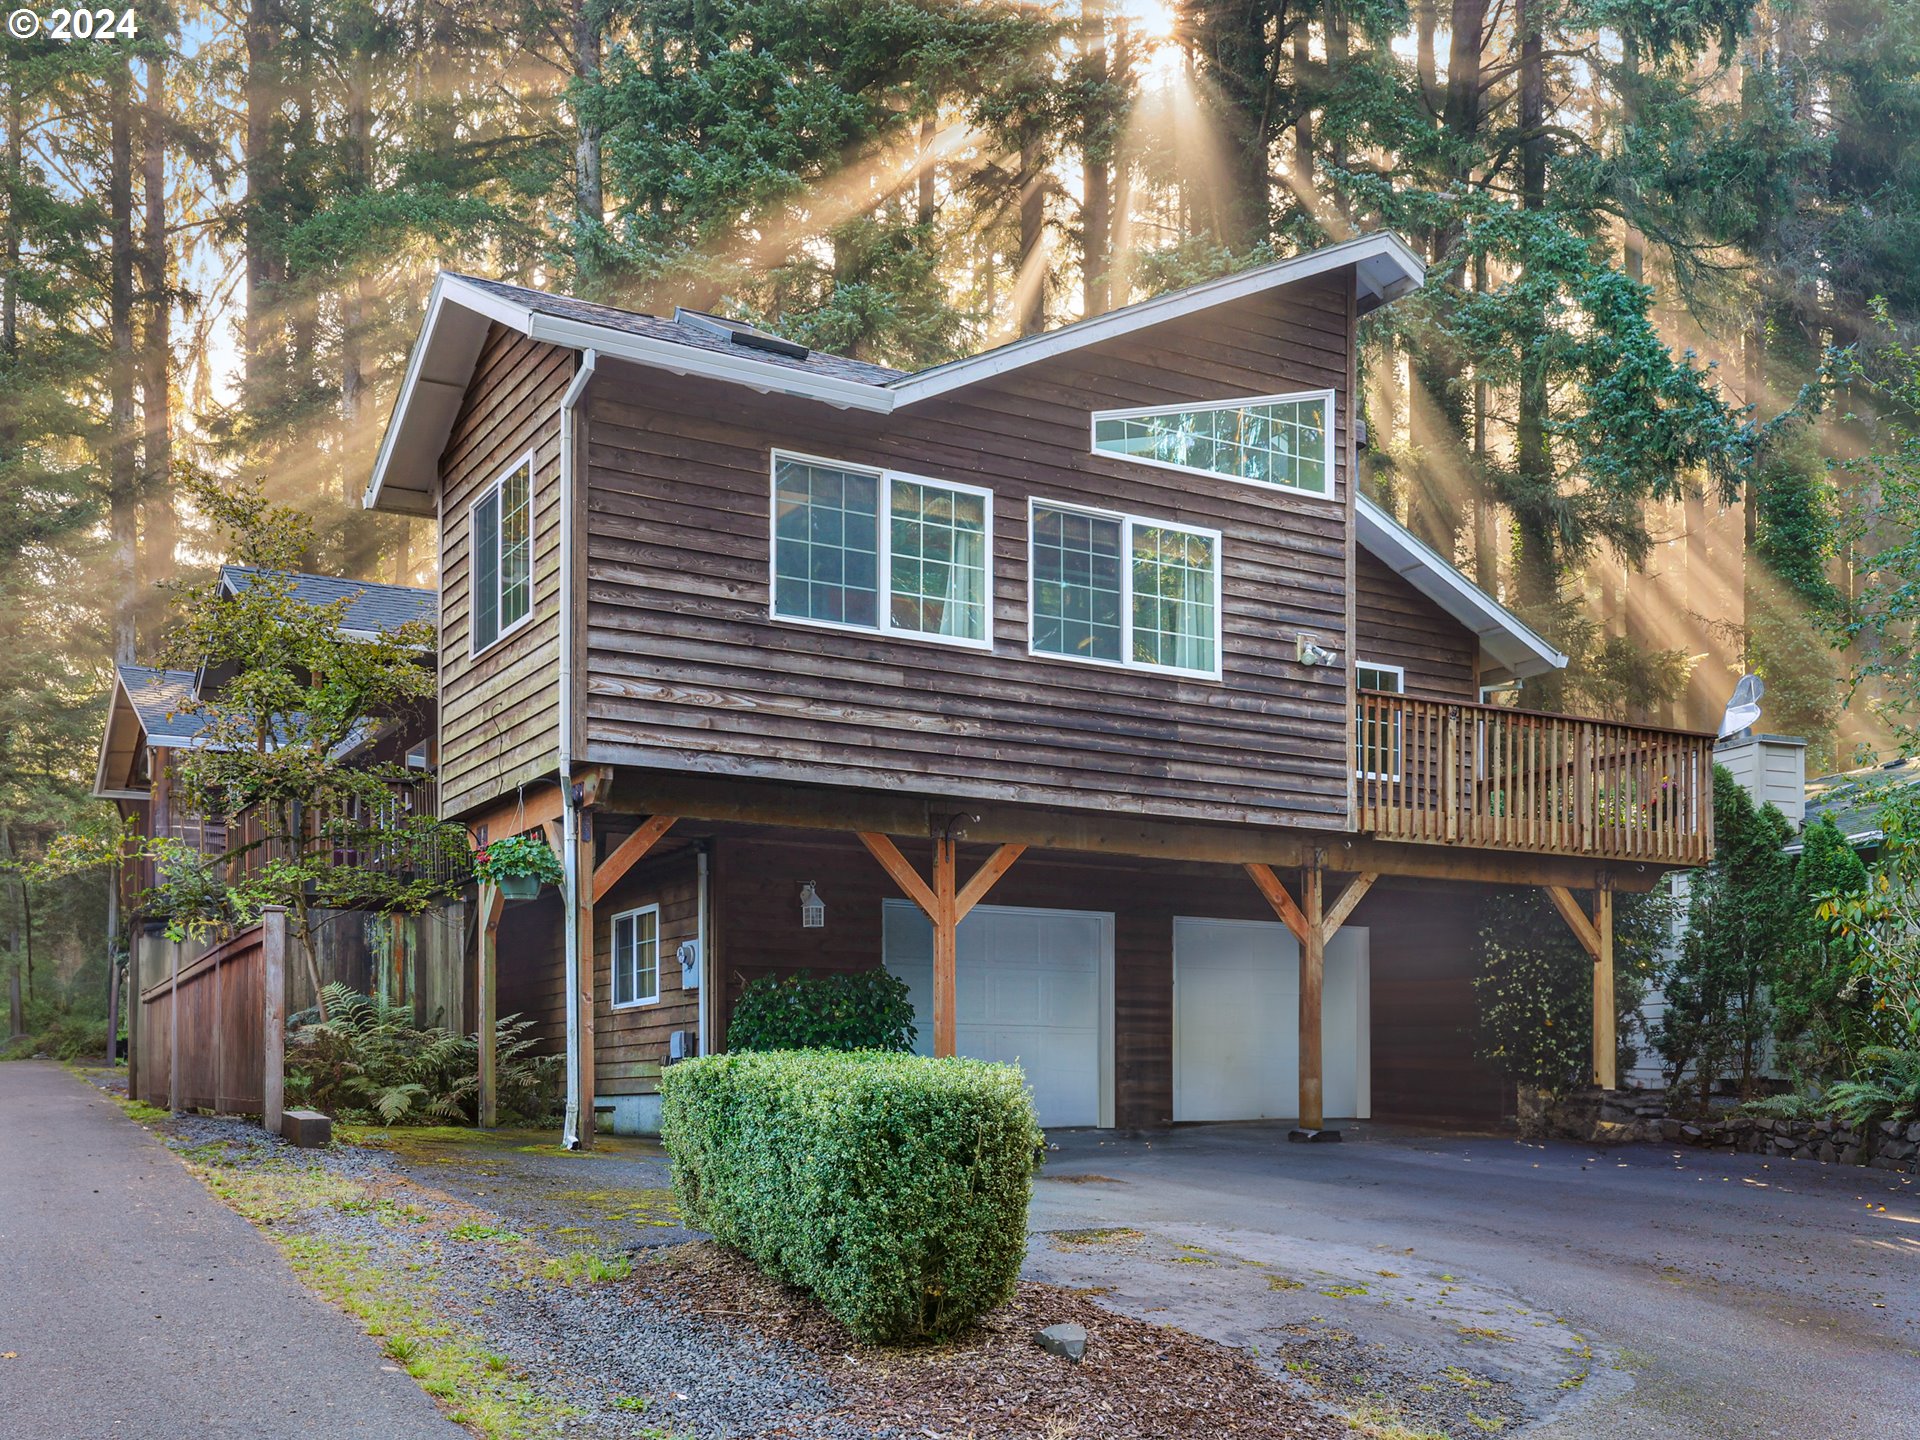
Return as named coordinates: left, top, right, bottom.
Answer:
left=1291, top=20, right=1313, bottom=214
left=573, top=0, right=605, bottom=281
left=139, top=52, right=174, bottom=630
left=110, top=57, right=139, bottom=666
left=1472, top=248, right=1497, bottom=590
left=3, top=73, right=18, bottom=359
left=1512, top=0, right=1554, bottom=610
left=916, top=115, right=937, bottom=230
left=1415, top=0, right=1440, bottom=115
left=244, top=0, right=282, bottom=398
left=1017, top=136, right=1046, bottom=337
left=340, top=34, right=373, bottom=503
left=1080, top=0, right=1112, bottom=318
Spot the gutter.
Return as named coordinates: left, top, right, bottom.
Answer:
left=557, top=349, right=598, bottom=1150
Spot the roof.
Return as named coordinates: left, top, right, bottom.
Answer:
left=359, top=232, right=1563, bottom=676
left=1796, top=755, right=1920, bottom=850
left=218, top=566, right=435, bottom=638
left=93, top=666, right=206, bottom=799
left=1355, top=495, right=1567, bottom=681
left=365, top=231, right=1425, bottom=517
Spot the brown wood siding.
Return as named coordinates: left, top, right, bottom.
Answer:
left=582, top=275, right=1357, bottom=831
left=496, top=891, right=566, bottom=1054
left=1354, top=551, right=1479, bottom=700
left=594, top=848, right=701, bottom=1095
left=436, top=325, right=572, bottom=818
left=706, top=826, right=1502, bottom=1130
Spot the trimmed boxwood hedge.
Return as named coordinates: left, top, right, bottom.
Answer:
left=659, top=1049, right=1042, bottom=1343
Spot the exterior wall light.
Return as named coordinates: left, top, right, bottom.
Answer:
left=800, top=881, right=825, bottom=929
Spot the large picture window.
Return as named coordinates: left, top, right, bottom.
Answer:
left=611, top=905, right=660, bottom=1009
left=1091, top=391, right=1334, bottom=496
left=1029, top=500, right=1221, bottom=678
left=771, top=452, right=991, bottom=647
left=471, top=454, right=533, bottom=654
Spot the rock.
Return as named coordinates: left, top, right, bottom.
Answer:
left=1036, top=1323, right=1088, bottom=1363
left=1906, top=1122, right=1920, bottom=1145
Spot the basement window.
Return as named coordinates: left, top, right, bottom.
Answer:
left=470, top=453, right=533, bottom=655
left=611, top=904, right=661, bottom=1009
left=1091, top=390, right=1335, bottom=497
left=1029, top=499, right=1221, bottom=679
left=770, top=451, right=992, bottom=647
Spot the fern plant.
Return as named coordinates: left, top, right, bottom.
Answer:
left=1824, top=1047, right=1920, bottom=1129
left=286, top=983, right=561, bottom=1125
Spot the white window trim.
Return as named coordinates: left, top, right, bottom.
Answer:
left=1355, top=659, right=1406, bottom=782
left=1089, top=388, right=1339, bottom=501
left=468, top=451, right=536, bottom=659
left=609, top=903, right=662, bottom=1011
left=767, top=449, right=996, bottom=652
left=1025, top=497, right=1224, bottom=683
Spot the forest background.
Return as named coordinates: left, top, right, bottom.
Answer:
left=3, top=0, right=1917, bottom=1025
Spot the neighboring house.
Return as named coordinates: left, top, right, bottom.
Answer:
left=92, top=570, right=461, bottom=1042
left=1797, top=751, right=1920, bottom=861
left=365, top=230, right=1717, bottom=1144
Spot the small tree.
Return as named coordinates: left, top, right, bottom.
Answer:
left=1471, top=885, right=1671, bottom=1095
left=1654, top=767, right=1795, bottom=1108
left=1820, top=791, right=1920, bottom=1053
left=1771, top=814, right=1871, bottom=1076
left=56, top=473, right=471, bottom=1012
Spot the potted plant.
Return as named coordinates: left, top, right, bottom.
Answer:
left=474, top=834, right=565, bottom=900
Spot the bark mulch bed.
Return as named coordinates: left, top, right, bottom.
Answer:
left=630, top=1242, right=1347, bottom=1440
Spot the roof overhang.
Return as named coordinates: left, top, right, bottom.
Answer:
left=364, top=232, right=1426, bottom=516
left=1355, top=494, right=1567, bottom=682
left=93, top=671, right=154, bottom=799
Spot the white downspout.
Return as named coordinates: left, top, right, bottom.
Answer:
left=558, top=349, right=598, bottom=1149
left=696, top=844, right=710, bottom=1056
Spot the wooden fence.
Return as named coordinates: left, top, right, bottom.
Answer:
left=1354, top=693, right=1716, bottom=865
left=136, top=911, right=285, bottom=1119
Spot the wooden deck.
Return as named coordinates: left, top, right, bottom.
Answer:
left=1354, top=692, right=1715, bottom=865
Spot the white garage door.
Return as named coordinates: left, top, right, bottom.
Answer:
left=884, top=901, right=1114, bottom=1129
left=1172, top=917, right=1370, bottom=1122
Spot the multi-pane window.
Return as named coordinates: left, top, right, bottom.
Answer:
left=471, top=454, right=533, bottom=653
left=771, top=453, right=991, bottom=646
left=611, top=905, right=660, bottom=1009
left=1029, top=501, right=1220, bottom=678
left=1092, top=391, right=1334, bottom=496
left=1355, top=661, right=1405, bottom=779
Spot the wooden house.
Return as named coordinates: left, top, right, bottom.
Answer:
left=364, top=231, right=1714, bottom=1144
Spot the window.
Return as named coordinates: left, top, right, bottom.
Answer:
left=611, top=905, right=660, bottom=1009
left=471, top=454, right=533, bottom=654
left=1091, top=391, right=1335, bottom=497
left=1355, top=661, right=1405, bottom=780
left=771, top=452, right=991, bottom=646
left=1029, top=500, right=1221, bottom=678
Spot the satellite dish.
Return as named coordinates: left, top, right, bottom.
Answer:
left=1718, top=673, right=1765, bottom=739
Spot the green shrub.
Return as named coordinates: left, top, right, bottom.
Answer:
left=287, top=983, right=561, bottom=1124
left=725, top=968, right=916, bottom=1053
left=660, top=1049, right=1041, bottom=1343
left=1825, top=1047, right=1920, bottom=1128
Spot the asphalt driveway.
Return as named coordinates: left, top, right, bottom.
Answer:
left=1025, top=1122, right=1920, bottom=1439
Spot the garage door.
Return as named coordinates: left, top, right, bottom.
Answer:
left=883, top=901, right=1114, bottom=1129
left=1172, top=917, right=1369, bottom=1122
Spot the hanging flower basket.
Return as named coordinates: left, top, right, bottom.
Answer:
left=474, top=834, right=565, bottom=899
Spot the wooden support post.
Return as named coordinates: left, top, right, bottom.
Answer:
left=575, top=815, right=597, bottom=1148
left=857, top=833, right=1026, bottom=1061
left=477, top=882, right=503, bottom=1128
left=262, top=907, right=287, bottom=1135
left=592, top=815, right=678, bottom=903
left=125, top=938, right=141, bottom=1103
left=1244, top=864, right=1375, bottom=1140
left=1544, top=883, right=1616, bottom=1090
left=167, top=936, right=182, bottom=1116
left=1593, top=883, right=1616, bottom=1090
left=1299, top=865, right=1325, bottom=1133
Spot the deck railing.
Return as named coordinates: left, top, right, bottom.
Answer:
left=1354, top=692, right=1715, bottom=865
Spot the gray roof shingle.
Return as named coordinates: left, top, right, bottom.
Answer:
left=218, top=566, right=435, bottom=636
left=116, top=666, right=206, bottom=747
left=446, top=274, right=906, bottom=388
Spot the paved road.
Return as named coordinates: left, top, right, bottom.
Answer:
left=1030, top=1123, right=1920, bottom=1439
left=0, top=1062, right=466, bottom=1440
